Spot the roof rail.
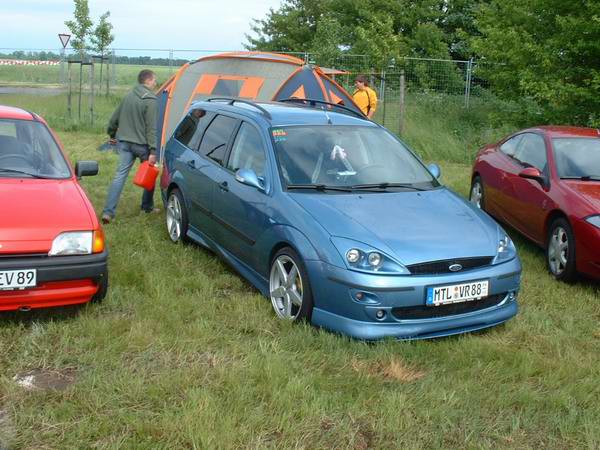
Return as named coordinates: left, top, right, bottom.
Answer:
left=279, top=98, right=367, bottom=120
left=206, top=97, right=272, bottom=120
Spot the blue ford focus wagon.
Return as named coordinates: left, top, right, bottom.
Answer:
left=161, top=98, right=521, bottom=340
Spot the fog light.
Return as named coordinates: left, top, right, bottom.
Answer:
left=346, top=249, right=361, bottom=263
left=375, top=309, right=386, bottom=320
left=508, top=292, right=516, bottom=301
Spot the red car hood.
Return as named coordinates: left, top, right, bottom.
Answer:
left=564, top=180, right=600, bottom=211
left=0, top=179, right=94, bottom=254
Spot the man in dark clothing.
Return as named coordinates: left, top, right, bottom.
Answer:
left=101, top=69, right=158, bottom=224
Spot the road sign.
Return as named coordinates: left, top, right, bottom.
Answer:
left=58, top=33, right=71, bottom=49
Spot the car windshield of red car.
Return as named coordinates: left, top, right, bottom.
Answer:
left=0, top=119, right=71, bottom=179
left=553, top=137, right=600, bottom=179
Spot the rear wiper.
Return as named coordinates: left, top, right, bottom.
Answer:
left=561, top=175, right=600, bottom=181
left=287, top=184, right=353, bottom=192
left=350, top=182, right=427, bottom=191
left=0, top=168, right=48, bottom=179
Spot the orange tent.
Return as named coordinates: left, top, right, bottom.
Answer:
left=156, top=51, right=361, bottom=152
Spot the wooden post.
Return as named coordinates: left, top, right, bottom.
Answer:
left=67, top=61, right=73, bottom=119
left=399, top=70, right=405, bottom=135
left=78, top=62, right=83, bottom=121
left=89, top=62, right=95, bottom=126
left=106, top=56, right=110, bottom=95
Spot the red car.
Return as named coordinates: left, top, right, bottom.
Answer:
left=0, top=105, right=107, bottom=311
left=470, top=126, right=600, bottom=281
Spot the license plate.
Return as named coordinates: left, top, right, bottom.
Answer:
left=0, top=269, right=37, bottom=290
left=426, top=280, right=489, bottom=306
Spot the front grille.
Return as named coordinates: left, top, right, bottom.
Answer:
left=0, top=253, right=48, bottom=259
left=407, top=257, right=493, bottom=275
left=392, top=293, right=506, bottom=320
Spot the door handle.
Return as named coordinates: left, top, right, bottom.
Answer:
left=219, top=181, right=229, bottom=192
left=186, top=159, right=196, bottom=169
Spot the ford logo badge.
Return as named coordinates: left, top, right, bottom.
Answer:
left=449, top=264, right=463, bottom=272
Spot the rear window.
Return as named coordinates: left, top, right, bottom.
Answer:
left=0, top=119, right=71, bottom=179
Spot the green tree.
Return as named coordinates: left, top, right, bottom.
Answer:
left=65, top=0, right=93, bottom=59
left=309, top=15, right=345, bottom=67
left=245, top=0, right=333, bottom=52
left=91, top=11, right=114, bottom=89
left=473, top=0, right=600, bottom=125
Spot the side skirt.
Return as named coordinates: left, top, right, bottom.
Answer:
left=186, top=225, right=270, bottom=297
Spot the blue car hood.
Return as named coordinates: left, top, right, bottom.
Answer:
left=289, top=188, right=498, bottom=266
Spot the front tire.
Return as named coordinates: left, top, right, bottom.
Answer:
left=166, top=189, right=189, bottom=243
left=546, top=218, right=576, bottom=282
left=470, top=176, right=485, bottom=210
left=269, top=247, right=314, bottom=322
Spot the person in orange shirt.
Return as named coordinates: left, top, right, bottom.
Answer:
left=352, top=75, right=377, bottom=119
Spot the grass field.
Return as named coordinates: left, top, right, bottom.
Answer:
left=0, top=95, right=599, bottom=449
left=0, top=63, right=174, bottom=89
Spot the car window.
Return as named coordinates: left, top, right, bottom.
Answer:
left=0, top=121, right=17, bottom=138
left=198, top=115, right=238, bottom=166
left=552, top=137, right=600, bottom=178
left=227, top=122, right=267, bottom=179
left=0, top=119, right=70, bottom=179
left=500, top=134, right=523, bottom=157
left=272, top=125, right=437, bottom=188
left=514, top=133, right=547, bottom=171
left=174, top=109, right=212, bottom=150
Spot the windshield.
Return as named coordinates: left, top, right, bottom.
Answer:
left=552, top=137, right=600, bottom=179
left=271, top=125, right=438, bottom=189
left=0, top=119, right=71, bottom=179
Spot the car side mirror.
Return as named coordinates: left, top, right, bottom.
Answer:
left=235, top=168, right=264, bottom=191
left=427, top=163, right=441, bottom=179
left=75, top=160, right=99, bottom=178
left=518, top=167, right=546, bottom=187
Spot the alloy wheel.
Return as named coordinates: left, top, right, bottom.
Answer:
left=166, top=194, right=182, bottom=242
left=269, top=255, right=304, bottom=320
left=548, top=226, right=569, bottom=275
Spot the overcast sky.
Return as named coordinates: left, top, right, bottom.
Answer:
left=2, top=0, right=283, bottom=57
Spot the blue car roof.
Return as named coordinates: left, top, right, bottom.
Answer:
left=188, top=99, right=378, bottom=128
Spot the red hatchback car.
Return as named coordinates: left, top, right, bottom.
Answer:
left=0, top=105, right=107, bottom=311
left=470, top=126, right=600, bottom=281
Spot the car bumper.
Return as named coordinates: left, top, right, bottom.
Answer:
left=0, top=251, right=108, bottom=311
left=306, top=257, right=521, bottom=340
left=575, top=220, right=600, bottom=280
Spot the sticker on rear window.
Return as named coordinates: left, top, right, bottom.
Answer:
left=272, top=129, right=287, bottom=142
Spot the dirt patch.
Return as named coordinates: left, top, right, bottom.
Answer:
left=351, top=358, right=426, bottom=383
left=13, top=368, right=77, bottom=392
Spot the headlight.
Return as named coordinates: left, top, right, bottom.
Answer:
left=494, top=230, right=516, bottom=263
left=332, top=237, right=409, bottom=274
left=585, top=215, right=600, bottom=229
left=49, top=231, right=93, bottom=256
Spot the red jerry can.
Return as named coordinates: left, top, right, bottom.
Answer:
left=133, top=161, right=159, bottom=190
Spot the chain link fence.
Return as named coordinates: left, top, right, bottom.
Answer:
left=0, top=47, right=493, bottom=135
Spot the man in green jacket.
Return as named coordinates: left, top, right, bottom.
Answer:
left=101, top=69, right=158, bottom=224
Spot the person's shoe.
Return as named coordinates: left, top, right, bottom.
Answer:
left=101, top=214, right=112, bottom=224
left=142, top=208, right=161, bottom=214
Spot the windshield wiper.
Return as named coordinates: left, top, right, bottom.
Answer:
left=287, top=184, right=353, bottom=192
left=560, top=175, right=600, bottom=181
left=350, top=182, right=427, bottom=191
left=0, top=168, right=48, bottom=179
